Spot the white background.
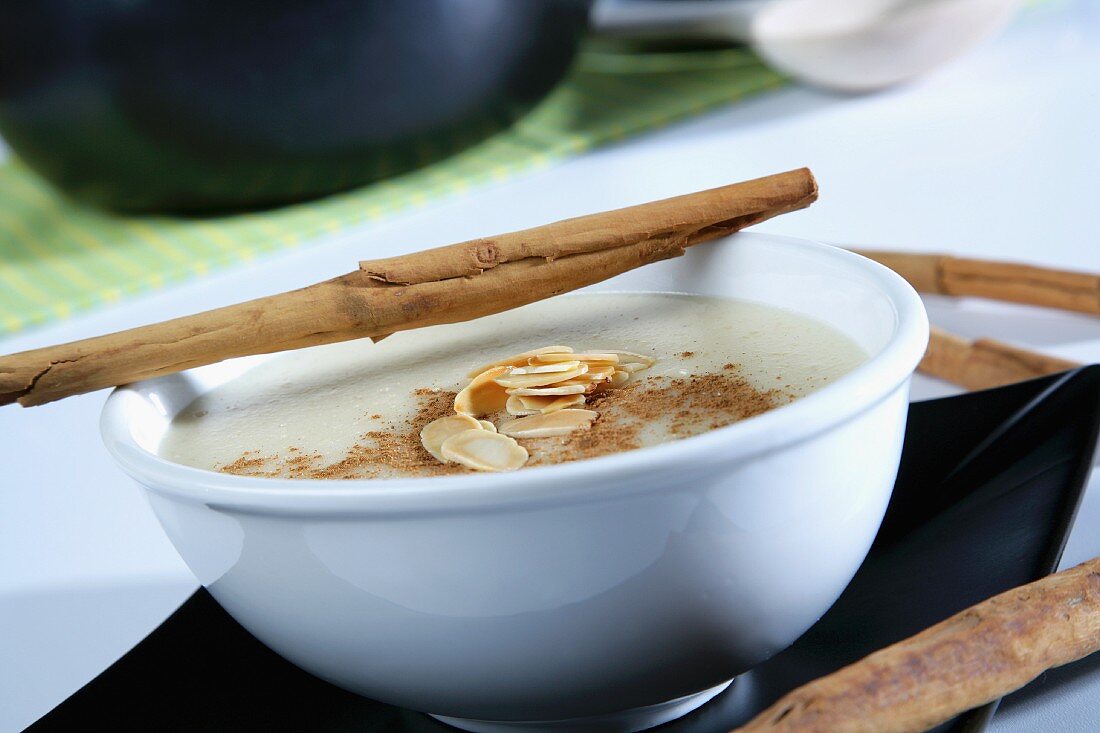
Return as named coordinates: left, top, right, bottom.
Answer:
left=2, top=3, right=1098, bottom=731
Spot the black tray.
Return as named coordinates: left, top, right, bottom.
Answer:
left=30, top=366, right=1100, bottom=733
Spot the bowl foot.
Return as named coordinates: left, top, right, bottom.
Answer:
left=430, top=679, right=733, bottom=733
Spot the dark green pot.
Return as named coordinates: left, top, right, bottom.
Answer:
left=0, top=0, right=592, bottom=213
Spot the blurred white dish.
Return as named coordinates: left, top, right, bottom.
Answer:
left=593, top=0, right=1021, bottom=92
left=100, top=233, right=928, bottom=732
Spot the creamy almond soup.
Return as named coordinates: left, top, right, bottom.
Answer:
left=158, top=293, right=866, bottom=477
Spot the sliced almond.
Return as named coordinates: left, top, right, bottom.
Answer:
left=584, top=365, right=617, bottom=382
left=455, top=366, right=510, bottom=416
left=609, top=369, right=631, bottom=388
left=606, top=351, right=656, bottom=367
left=509, top=361, right=580, bottom=375
left=506, top=394, right=541, bottom=416
left=507, top=384, right=589, bottom=396
left=521, top=393, right=587, bottom=413
left=533, top=352, right=620, bottom=364
left=516, top=393, right=556, bottom=411
left=498, top=409, right=598, bottom=438
left=494, top=364, right=588, bottom=389
left=478, top=420, right=497, bottom=432
left=543, top=377, right=600, bottom=393
left=617, top=362, right=652, bottom=374
left=441, top=430, right=528, bottom=472
left=466, top=346, right=574, bottom=378
left=419, top=414, right=484, bottom=462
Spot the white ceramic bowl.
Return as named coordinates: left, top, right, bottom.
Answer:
left=101, top=233, right=928, bottom=733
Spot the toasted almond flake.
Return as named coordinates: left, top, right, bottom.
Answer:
left=585, top=365, right=617, bottom=381
left=517, top=394, right=557, bottom=410
left=455, top=366, right=510, bottom=416
left=441, top=430, right=528, bottom=472
left=516, top=393, right=587, bottom=413
left=478, top=420, right=497, bottom=432
left=540, top=394, right=587, bottom=413
left=545, top=377, right=600, bottom=393
left=419, top=414, right=484, bottom=462
left=510, top=361, right=580, bottom=375
left=506, top=394, right=541, bottom=416
left=606, top=350, right=656, bottom=367
left=494, top=364, right=589, bottom=389
left=534, top=352, right=620, bottom=364
left=498, top=409, right=598, bottom=438
left=466, top=346, right=574, bottom=378
left=507, top=384, right=589, bottom=396
left=609, top=369, right=631, bottom=388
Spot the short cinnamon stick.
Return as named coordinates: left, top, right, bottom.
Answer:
left=0, top=168, right=817, bottom=407
left=919, top=326, right=1080, bottom=391
left=855, top=250, right=1100, bottom=315
left=731, top=555, right=1100, bottom=733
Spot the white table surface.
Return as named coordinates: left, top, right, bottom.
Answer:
left=2, top=4, right=1098, bottom=731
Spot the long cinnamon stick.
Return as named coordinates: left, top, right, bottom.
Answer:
left=919, top=326, right=1080, bottom=391
left=362, top=169, right=819, bottom=284
left=855, top=250, right=1100, bottom=315
left=0, top=168, right=817, bottom=407
left=731, top=555, right=1100, bottom=733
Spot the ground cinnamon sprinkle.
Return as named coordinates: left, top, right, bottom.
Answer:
left=525, top=371, right=787, bottom=465
left=219, top=389, right=465, bottom=479
left=218, top=367, right=790, bottom=479
left=217, top=450, right=277, bottom=476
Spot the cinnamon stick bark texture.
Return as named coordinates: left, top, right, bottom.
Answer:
left=855, top=250, right=1100, bottom=315
left=919, top=326, right=1080, bottom=391
left=0, top=168, right=817, bottom=407
left=730, top=555, right=1100, bottom=733
left=361, top=169, right=819, bottom=284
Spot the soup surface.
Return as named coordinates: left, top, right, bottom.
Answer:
left=158, top=292, right=867, bottom=478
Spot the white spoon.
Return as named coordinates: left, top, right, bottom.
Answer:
left=591, top=0, right=1021, bottom=92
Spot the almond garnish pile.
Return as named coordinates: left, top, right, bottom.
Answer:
left=419, top=345, right=656, bottom=472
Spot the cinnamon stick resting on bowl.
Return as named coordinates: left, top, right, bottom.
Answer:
left=0, top=168, right=817, bottom=407
left=920, top=327, right=1081, bottom=391
left=853, top=249, right=1093, bottom=390
left=731, top=555, right=1100, bottom=733
left=855, top=250, right=1100, bottom=316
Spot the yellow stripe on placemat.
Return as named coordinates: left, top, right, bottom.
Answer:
left=0, top=45, right=785, bottom=335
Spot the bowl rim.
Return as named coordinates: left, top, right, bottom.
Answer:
left=100, top=233, right=929, bottom=516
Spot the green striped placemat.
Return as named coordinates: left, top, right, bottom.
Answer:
left=0, top=44, right=785, bottom=335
